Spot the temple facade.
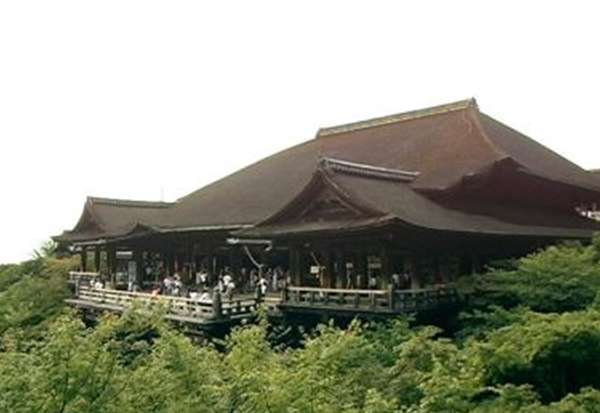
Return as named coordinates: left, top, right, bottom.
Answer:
left=55, top=99, right=600, bottom=316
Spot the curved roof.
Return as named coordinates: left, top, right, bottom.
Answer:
left=239, top=164, right=600, bottom=239
left=162, top=98, right=600, bottom=229
left=57, top=99, right=600, bottom=243
left=54, top=197, right=172, bottom=243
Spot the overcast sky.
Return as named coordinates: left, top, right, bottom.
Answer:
left=1, top=1, right=599, bottom=264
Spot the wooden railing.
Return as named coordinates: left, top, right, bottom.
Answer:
left=391, top=287, right=458, bottom=311
left=283, top=286, right=457, bottom=313
left=68, top=271, right=100, bottom=284
left=68, top=283, right=457, bottom=322
left=71, top=286, right=258, bottom=322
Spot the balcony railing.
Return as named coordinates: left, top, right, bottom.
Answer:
left=68, top=286, right=258, bottom=324
left=282, top=285, right=457, bottom=313
left=66, top=281, right=458, bottom=323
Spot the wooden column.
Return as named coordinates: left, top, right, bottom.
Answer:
left=290, top=246, right=301, bottom=286
left=229, top=246, right=241, bottom=278
left=356, top=251, right=367, bottom=289
left=94, top=248, right=101, bottom=273
left=80, top=247, right=88, bottom=272
left=132, top=249, right=142, bottom=288
left=206, top=251, right=214, bottom=284
left=380, top=247, right=391, bottom=288
left=107, top=246, right=116, bottom=283
left=407, top=255, right=421, bottom=289
left=336, top=250, right=346, bottom=289
left=322, top=251, right=333, bottom=288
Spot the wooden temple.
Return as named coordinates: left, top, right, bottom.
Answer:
left=55, top=99, right=600, bottom=322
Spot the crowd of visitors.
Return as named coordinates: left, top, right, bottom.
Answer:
left=141, top=265, right=291, bottom=303
left=85, top=262, right=413, bottom=304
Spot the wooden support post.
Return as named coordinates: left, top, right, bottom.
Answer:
left=357, top=251, right=367, bottom=289
left=336, top=250, right=346, bottom=289
left=206, top=252, right=214, bottom=284
left=80, top=247, right=88, bottom=272
left=289, top=246, right=301, bottom=286
left=380, top=247, right=391, bottom=289
left=94, top=248, right=101, bottom=273
left=229, top=246, right=241, bottom=278
left=99, top=249, right=107, bottom=275
left=388, top=283, right=395, bottom=310
left=407, top=255, right=421, bottom=289
left=107, top=246, right=116, bottom=285
left=132, top=249, right=142, bottom=290
left=74, top=278, right=81, bottom=297
left=164, top=252, right=172, bottom=277
left=322, top=251, right=333, bottom=288
left=212, top=290, right=222, bottom=318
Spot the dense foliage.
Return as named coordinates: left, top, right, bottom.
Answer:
left=462, top=238, right=600, bottom=313
left=2, top=237, right=600, bottom=412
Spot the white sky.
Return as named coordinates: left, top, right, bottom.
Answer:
left=1, top=1, right=599, bottom=264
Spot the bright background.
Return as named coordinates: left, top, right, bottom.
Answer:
left=1, top=1, right=599, bottom=264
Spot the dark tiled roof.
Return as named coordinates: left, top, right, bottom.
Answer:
left=58, top=99, right=600, bottom=242
left=163, top=99, right=600, bottom=229
left=240, top=167, right=600, bottom=239
left=54, top=197, right=172, bottom=243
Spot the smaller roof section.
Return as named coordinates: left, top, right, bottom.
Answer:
left=53, top=196, right=172, bottom=244
left=239, top=158, right=600, bottom=240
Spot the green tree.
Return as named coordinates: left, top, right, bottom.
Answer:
left=477, top=309, right=600, bottom=403
left=462, top=238, right=600, bottom=313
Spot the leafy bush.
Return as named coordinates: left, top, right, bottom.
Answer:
left=460, top=237, right=600, bottom=313
left=478, top=310, right=600, bottom=403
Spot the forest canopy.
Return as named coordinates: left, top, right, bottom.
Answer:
left=2, top=237, right=600, bottom=412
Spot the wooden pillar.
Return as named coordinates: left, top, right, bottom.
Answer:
left=356, top=251, right=367, bottom=289
left=132, top=249, right=142, bottom=288
left=407, top=255, right=421, bottom=289
left=322, top=251, right=333, bottom=288
left=94, top=248, right=101, bottom=273
left=206, top=251, right=215, bottom=283
left=229, top=246, right=241, bottom=278
left=99, top=249, right=106, bottom=275
left=80, top=247, right=88, bottom=272
left=290, top=246, right=301, bottom=286
left=107, top=246, right=116, bottom=283
left=380, top=247, right=391, bottom=288
left=165, top=251, right=174, bottom=276
left=336, top=250, right=346, bottom=289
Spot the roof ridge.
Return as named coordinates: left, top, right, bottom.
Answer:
left=317, top=98, right=477, bottom=137
left=87, top=196, right=173, bottom=208
left=320, top=157, right=419, bottom=182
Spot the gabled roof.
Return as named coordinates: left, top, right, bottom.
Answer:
left=58, top=99, right=600, bottom=243
left=53, top=197, right=172, bottom=243
left=161, top=98, right=600, bottom=231
left=239, top=159, right=600, bottom=239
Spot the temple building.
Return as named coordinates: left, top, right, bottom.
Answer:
left=55, top=99, right=600, bottom=316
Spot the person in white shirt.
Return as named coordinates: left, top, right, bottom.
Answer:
left=198, top=289, right=212, bottom=303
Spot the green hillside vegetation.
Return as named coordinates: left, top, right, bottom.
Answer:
left=1, top=237, right=600, bottom=412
